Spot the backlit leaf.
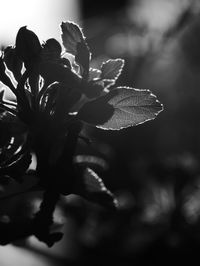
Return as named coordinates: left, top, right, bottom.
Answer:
left=78, top=87, right=163, bottom=130
left=60, top=21, right=90, bottom=78
left=76, top=168, right=118, bottom=209
left=60, top=21, right=85, bottom=55
left=88, top=68, right=101, bottom=81
left=101, top=59, right=124, bottom=81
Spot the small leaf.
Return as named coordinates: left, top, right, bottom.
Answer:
left=76, top=168, right=118, bottom=209
left=76, top=42, right=91, bottom=78
left=104, top=79, right=115, bottom=90
left=60, top=21, right=91, bottom=78
left=88, top=68, right=102, bottom=81
left=101, top=59, right=124, bottom=81
left=78, top=87, right=163, bottom=130
left=60, top=21, right=85, bottom=55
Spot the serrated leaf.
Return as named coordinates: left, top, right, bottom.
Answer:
left=60, top=21, right=91, bottom=78
left=77, top=94, right=114, bottom=125
left=60, top=21, right=85, bottom=55
left=78, top=87, right=163, bottom=130
left=88, top=68, right=102, bottom=81
left=101, top=59, right=124, bottom=81
left=104, top=79, right=115, bottom=90
left=76, top=168, right=118, bottom=209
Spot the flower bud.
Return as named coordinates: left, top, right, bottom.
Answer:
left=15, top=26, right=42, bottom=64
left=43, top=38, right=62, bottom=59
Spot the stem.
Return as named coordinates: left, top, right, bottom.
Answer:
left=35, top=189, right=60, bottom=225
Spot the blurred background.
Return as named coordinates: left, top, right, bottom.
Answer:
left=2, top=0, right=200, bottom=265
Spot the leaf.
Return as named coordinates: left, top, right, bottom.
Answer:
left=104, top=79, right=115, bottom=90
left=78, top=87, right=163, bottom=130
left=60, top=21, right=85, bottom=56
left=77, top=94, right=114, bottom=125
left=76, top=168, right=118, bottom=209
left=75, top=42, right=91, bottom=79
left=60, top=21, right=91, bottom=78
left=101, top=59, right=124, bottom=81
left=88, top=68, right=102, bottom=81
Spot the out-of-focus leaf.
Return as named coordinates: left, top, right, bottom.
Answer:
left=101, top=59, right=124, bottom=81
left=76, top=167, right=118, bottom=209
left=60, top=21, right=85, bottom=55
left=78, top=87, right=163, bottom=130
left=74, top=155, right=108, bottom=171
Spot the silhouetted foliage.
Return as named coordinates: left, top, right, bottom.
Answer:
left=0, top=21, right=163, bottom=247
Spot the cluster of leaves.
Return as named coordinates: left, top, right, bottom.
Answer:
left=0, top=21, right=163, bottom=246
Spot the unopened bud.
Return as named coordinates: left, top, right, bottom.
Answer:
left=15, top=26, right=41, bottom=64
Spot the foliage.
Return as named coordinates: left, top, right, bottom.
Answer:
left=0, top=21, right=163, bottom=246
